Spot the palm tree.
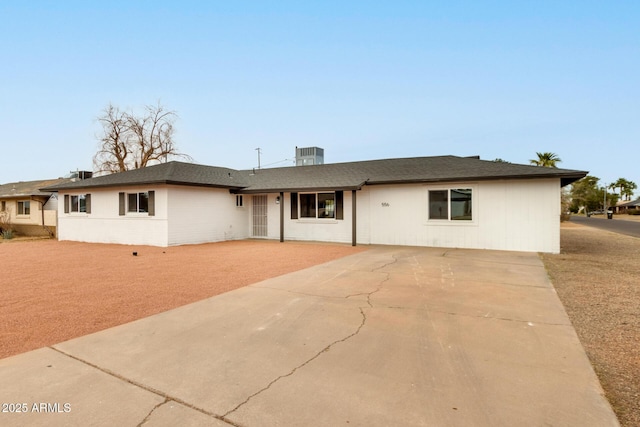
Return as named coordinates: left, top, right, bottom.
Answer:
left=530, top=152, right=562, bottom=168
left=609, top=178, right=637, bottom=201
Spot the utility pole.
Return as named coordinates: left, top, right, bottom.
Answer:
left=255, top=148, right=261, bottom=169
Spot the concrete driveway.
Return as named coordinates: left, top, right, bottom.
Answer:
left=0, top=246, right=619, bottom=426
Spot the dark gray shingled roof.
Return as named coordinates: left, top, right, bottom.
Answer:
left=42, top=156, right=588, bottom=192
left=42, top=161, right=247, bottom=191
left=236, top=155, right=588, bottom=193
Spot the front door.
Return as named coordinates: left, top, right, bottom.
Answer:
left=252, top=195, right=268, bottom=237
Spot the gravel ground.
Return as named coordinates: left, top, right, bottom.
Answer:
left=0, top=239, right=364, bottom=360
left=541, top=222, right=640, bottom=427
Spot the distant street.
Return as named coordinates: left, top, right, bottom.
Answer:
left=569, top=215, right=640, bottom=238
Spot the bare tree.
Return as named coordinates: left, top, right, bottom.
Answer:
left=93, top=104, right=130, bottom=173
left=93, top=102, right=191, bottom=174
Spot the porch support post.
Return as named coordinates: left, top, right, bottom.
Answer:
left=279, top=192, right=284, bottom=242
left=351, top=190, right=357, bottom=246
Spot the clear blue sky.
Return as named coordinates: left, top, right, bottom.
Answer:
left=1, top=1, right=638, bottom=193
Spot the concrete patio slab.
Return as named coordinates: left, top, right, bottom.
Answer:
left=0, top=246, right=619, bottom=426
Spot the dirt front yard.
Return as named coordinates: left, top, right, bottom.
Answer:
left=0, top=239, right=364, bottom=360
left=541, top=222, right=640, bottom=427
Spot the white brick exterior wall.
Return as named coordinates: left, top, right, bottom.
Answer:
left=58, top=187, right=169, bottom=246
left=167, top=186, right=249, bottom=245
left=58, top=185, right=250, bottom=247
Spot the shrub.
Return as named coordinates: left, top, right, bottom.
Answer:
left=0, top=208, right=15, bottom=239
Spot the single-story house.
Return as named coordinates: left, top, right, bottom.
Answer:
left=0, top=178, right=75, bottom=236
left=615, top=198, right=640, bottom=214
left=43, top=155, right=587, bottom=253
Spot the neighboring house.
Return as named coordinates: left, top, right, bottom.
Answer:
left=615, top=198, right=640, bottom=214
left=0, top=178, right=74, bottom=236
left=43, top=155, right=587, bottom=253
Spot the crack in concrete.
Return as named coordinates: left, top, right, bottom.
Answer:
left=370, top=254, right=400, bottom=272
left=359, top=253, right=398, bottom=307
left=222, top=306, right=368, bottom=419
left=48, top=347, right=240, bottom=427
left=223, top=253, right=399, bottom=419
left=137, top=397, right=169, bottom=427
left=47, top=252, right=402, bottom=425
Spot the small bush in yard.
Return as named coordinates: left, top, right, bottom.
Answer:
left=0, top=208, right=14, bottom=239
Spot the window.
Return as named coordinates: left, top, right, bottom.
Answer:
left=18, top=200, right=30, bottom=215
left=451, top=189, right=472, bottom=220
left=64, top=194, right=91, bottom=214
left=291, top=191, right=343, bottom=220
left=1, top=201, right=5, bottom=211
left=429, top=189, right=472, bottom=221
left=429, top=190, right=448, bottom=219
left=119, top=191, right=155, bottom=216
left=318, top=193, right=335, bottom=218
left=71, top=195, right=86, bottom=213
left=236, top=195, right=244, bottom=207
left=128, top=192, right=149, bottom=213
left=300, top=192, right=335, bottom=219
left=300, top=194, right=317, bottom=218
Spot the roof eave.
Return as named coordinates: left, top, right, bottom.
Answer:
left=236, top=184, right=365, bottom=194
left=0, top=193, right=53, bottom=199
left=366, top=172, right=588, bottom=187
left=42, top=180, right=246, bottom=192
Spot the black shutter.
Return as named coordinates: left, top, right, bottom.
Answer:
left=335, top=191, right=344, bottom=220
left=119, top=192, right=125, bottom=216
left=148, top=191, right=155, bottom=216
left=64, top=195, right=70, bottom=213
left=85, top=194, right=91, bottom=214
left=291, top=192, right=298, bottom=219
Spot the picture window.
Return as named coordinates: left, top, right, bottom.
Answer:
left=300, top=192, right=335, bottom=219
left=429, top=189, right=472, bottom=221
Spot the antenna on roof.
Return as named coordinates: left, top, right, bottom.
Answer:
left=255, top=147, right=262, bottom=169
